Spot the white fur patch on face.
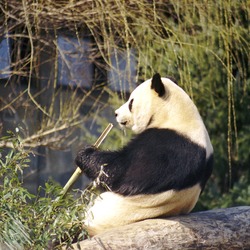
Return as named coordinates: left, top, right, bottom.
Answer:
left=83, top=184, right=201, bottom=236
left=115, top=79, right=155, bottom=133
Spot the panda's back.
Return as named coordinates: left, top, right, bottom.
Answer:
left=112, top=128, right=212, bottom=196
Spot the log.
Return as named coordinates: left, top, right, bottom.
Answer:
left=68, top=206, right=250, bottom=249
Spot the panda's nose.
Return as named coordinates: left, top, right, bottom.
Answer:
left=121, top=121, right=127, bottom=126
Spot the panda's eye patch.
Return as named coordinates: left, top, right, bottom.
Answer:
left=129, top=98, right=134, bottom=112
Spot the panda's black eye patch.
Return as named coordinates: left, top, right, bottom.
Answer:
left=129, top=98, right=134, bottom=112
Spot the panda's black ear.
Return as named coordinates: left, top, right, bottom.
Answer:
left=151, top=73, right=165, bottom=97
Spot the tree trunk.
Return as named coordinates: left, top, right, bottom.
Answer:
left=68, top=206, right=250, bottom=249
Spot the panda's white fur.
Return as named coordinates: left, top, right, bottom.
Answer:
left=84, top=184, right=201, bottom=236
left=76, top=73, right=213, bottom=236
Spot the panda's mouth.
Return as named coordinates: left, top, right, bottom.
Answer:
left=116, top=116, right=129, bottom=127
left=120, top=121, right=127, bottom=126
left=117, top=119, right=131, bottom=129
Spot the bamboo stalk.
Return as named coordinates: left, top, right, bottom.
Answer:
left=61, top=123, right=113, bottom=197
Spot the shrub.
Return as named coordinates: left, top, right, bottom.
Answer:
left=0, top=132, right=91, bottom=249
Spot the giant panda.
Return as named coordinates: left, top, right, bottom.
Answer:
left=75, top=73, right=213, bottom=236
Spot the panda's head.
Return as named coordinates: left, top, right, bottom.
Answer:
left=115, top=73, right=200, bottom=134
left=115, top=73, right=167, bottom=133
left=115, top=73, right=213, bottom=157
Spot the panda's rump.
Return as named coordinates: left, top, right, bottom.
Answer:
left=83, top=184, right=201, bottom=236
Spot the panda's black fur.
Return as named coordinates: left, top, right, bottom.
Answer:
left=75, top=129, right=213, bottom=196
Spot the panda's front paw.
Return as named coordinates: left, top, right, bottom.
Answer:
left=75, top=146, right=97, bottom=171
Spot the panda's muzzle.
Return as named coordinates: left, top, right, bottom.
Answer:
left=115, top=111, right=127, bottom=126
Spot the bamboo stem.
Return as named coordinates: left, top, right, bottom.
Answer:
left=61, top=123, right=113, bottom=197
